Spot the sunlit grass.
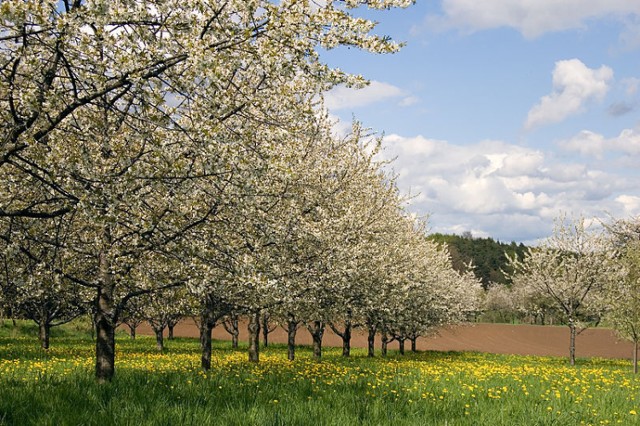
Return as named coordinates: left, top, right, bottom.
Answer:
left=0, top=322, right=639, bottom=425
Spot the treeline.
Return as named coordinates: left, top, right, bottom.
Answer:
left=428, top=233, right=528, bottom=289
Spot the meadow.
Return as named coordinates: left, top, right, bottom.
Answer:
left=0, top=321, right=638, bottom=425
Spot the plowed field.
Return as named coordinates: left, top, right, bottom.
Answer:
left=137, top=320, right=636, bottom=360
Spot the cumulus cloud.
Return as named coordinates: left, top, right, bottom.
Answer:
left=380, top=133, right=639, bottom=242
left=616, top=195, right=640, bottom=216
left=524, top=59, right=613, bottom=130
left=559, top=130, right=607, bottom=158
left=419, top=0, right=640, bottom=39
left=324, top=81, right=418, bottom=111
left=560, top=128, right=640, bottom=158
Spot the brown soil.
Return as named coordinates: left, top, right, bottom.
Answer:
left=134, top=320, right=635, bottom=360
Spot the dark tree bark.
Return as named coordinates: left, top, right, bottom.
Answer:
left=398, top=338, right=405, bottom=355
left=128, top=324, right=137, bottom=339
left=153, top=326, right=165, bottom=351
left=634, top=340, right=638, bottom=374
left=367, top=325, right=376, bottom=358
left=286, top=317, right=298, bottom=361
left=248, top=311, right=260, bottom=363
left=411, top=336, right=417, bottom=353
left=199, top=315, right=215, bottom=371
left=259, top=312, right=277, bottom=348
left=261, top=312, right=270, bottom=348
left=95, top=251, right=116, bottom=383
left=94, top=293, right=116, bottom=383
left=381, top=329, right=389, bottom=357
left=309, top=320, right=325, bottom=360
left=38, top=321, right=51, bottom=350
left=222, top=312, right=240, bottom=349
left=167, top=324, right=175, bottom=340
left=330, top=318, right=352, bottom=357
left=341, top=323, right=351, bottom=357
left=365, top=318, right=378, bottom=357
left=569, top=320, right=577, bottom=366
left=122, top=314, right=143, bottom=340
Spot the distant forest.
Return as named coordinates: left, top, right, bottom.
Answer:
left=428, top=233, right=529, bottom=289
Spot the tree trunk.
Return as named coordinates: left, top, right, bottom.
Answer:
left=341, top=321, right=352, bottom=357
left=154, top=326, right=164, bottom=351
left=287, top=317, right=298, bottom=361
left=634, top=339, right=638, bottom=375
left=329, top=320, right=352, bottom=357
left=168, top=324, right=174, bottom=340
left=95, top=246, right=117, bottom=383
left=411, top=337, right=417, bottom=353
left=39, top=321, right=50, bottom=350
left=222, top=313, right=240, bottom=349
left=398, top=338, right=405, bottom=355
left=248, top=312, right=260, bottom=363
left=381, top=330, right=389, bottom=357
left=261, top=312, right=270, bottom=348
left=568, top=321, right=577, bottom=366
left=199, top=316, right=214, bottom=371
left=367, top=326, right=376, bottom=358
left=230, top=314, right=239, bottom=349
left=94, top=213, right=119, bottom=382
left=309, top=320, right=324, bottom=360
left=128, top=324, right=136, bottom=339
left=95, top=291, right=116, bottom=383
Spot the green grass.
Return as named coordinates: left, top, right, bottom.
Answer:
left=0, top=321, right=639, bottom=425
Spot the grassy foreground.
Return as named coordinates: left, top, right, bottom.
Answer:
left=0, top=322, right=639, bottom=425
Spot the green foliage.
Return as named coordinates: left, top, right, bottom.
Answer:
left=428, top=233, right=528, bottom=289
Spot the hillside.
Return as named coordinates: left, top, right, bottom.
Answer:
left=428, top=233, right=528, bottom=288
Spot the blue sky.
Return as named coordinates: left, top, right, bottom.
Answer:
left=321, top=0, right=640, bottom=244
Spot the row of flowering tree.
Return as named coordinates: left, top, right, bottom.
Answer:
left=495, top=215, right=640, bottom=372
left=1, top=0, right=484, bottom=383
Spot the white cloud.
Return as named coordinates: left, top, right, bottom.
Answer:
left=380, top=132, right=638, bottom=242
left=560, top=128, right=640, bottom=157
left=615, top=128, right=640, bottom=154
left=560, top=130, right=607, bottom=158
left=383, top=134, right=448, bottom=156
left=398, top=96, right=420, bottom=107
left=421, top=0, right=640, bottom=39
left=524, top=59, right=613, bottom=130
left=616, top=195, right=640, bottom=216
left=324, top=81, right=417, bottom=110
